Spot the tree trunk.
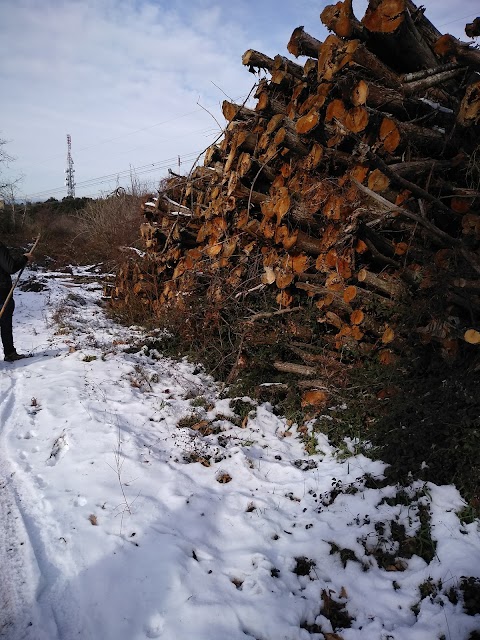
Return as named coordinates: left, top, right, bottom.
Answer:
left=362, top=0, right=438, bottom=72
left=287, top=27, right=322, bottom=58
left=321, top=0, right=366, bottom=40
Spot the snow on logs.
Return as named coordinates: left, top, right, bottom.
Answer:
left=112, top=0, right=480, bottom=385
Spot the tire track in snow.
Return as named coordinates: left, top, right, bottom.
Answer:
left=0, top=369, right=57, bottom=638
left=0, top=373, right=16, bottom=428
left=0, top=454, right=58, bottom=639
left=0, top=365, right=92, bottom=639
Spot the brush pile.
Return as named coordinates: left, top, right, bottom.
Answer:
left=111, top=0, right=480, bottom=396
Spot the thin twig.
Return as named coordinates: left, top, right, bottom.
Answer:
left=225, top=331, right=247, bottom=385
left=106, top=422, right=133, bottom=535
left=210, top=81, right=232, bottom=101
left=245, top=306, right=304, bottom=322
left=247, top=150, right=280, bottom=212
left=234, top=283, right=265, bottom=299
left=196, top=98, right=224, bottom=131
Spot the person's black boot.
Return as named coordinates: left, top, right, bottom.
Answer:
left=4, top=351, right=27, bottom=362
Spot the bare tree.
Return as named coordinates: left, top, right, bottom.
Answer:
left=0, top=137, right=22, bottom=227
left=0, top=137, right=14, bottom=194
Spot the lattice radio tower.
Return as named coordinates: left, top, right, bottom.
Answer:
left=65, top=134, right=76, bottom=198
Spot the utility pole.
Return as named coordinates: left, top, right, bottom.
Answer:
left=65, top=134, right=75, bottom=198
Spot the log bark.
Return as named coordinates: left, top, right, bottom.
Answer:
left=434, top=35, right=480, bottom=70
left=297, top=379, right=337, bottom=390
left=452, top=278, right=480, bottom=292
left=318, top=35, right=400, bottom=88
left=255, top=92, right=287, bottom=116
left=357, top=267, right=406, bottom=298
left=405, top=0, right=442, bottom=50
left=352, top=179, right=457, bottom=246
left=245, top=306, right=303, bottom=322
left=287, top=26, right=322, bottom=58
left=274, top=126, right=310, bottom=156
left=242, top=49, right=276, bottom=73
left=273, top=54, right=304, bottom=80
left=356, top=145, right=455, bottom=215
left=227, top=172, right=268, bottom=205
left=337, top=74, right=403, bottom=115
left=369, top=109, right=446, bottom=154
left=401, top=62, right=460, bottom=83
left=321, top=0, right=366, bottom=40
left=458, top=81, right=480, bottom=127
left=387, top=159, right=445, bottom=177
left=349, top=42, right=401, bottom=88
left=402, top=68, right=466, bottom=94
left=273, top=361, right=317, bottom=376
left=295, top=230, right=330, bottom=256
left=222, top=101, right=257, bottom=123
left=362, top=0, right=438, bottom=72
left=237, top=152, right=276, bottom=182
left=465, top=18, right=480, bottom=39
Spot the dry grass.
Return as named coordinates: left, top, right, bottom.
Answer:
left=1, top=184, right=149, bottom=269
left=75, top=191, right=144, bottom=266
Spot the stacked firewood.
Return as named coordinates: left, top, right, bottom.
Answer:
left=112, top=0, right=480, bottom=391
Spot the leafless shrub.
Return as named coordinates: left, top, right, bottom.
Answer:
left=76, top=189, right=145, bottom=266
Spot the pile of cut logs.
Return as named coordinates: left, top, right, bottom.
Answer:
left=112, top=0, right=480, bottom=390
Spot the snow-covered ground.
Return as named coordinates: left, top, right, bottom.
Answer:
left=1, top=267, right=479, bottom=640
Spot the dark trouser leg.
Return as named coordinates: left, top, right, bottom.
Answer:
left=0, top=297, right=15, bottom=356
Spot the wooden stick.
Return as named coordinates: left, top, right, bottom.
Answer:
left=273, top=361, right=317, bottom=376
left=401, top=62, right=460, bottom=83
left=402, top=68, right=466, bottom=94
left=351, top=179, right=456, bottom=246
left=0, top=235, right=41, bottom=321
left=345, top=128, right=454, bottom=216
left=245, top=306, right=303, bottom=323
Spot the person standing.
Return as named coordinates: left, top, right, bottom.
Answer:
left=0, top=241, right=33, bottom=362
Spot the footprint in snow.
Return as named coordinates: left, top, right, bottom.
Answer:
left=35, top=475, right=48, bottom=488
left=17, top=430, right=37, bottom=440
left=47, top=433, right=69, bottom=466
left=145, top=613, right=165, bottom=638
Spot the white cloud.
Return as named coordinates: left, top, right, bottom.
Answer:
left=0, top=0, right=258, bottom=198
left=0, top=0, right=478, bottom=200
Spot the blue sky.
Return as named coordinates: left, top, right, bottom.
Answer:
left=0, top=0, right=477, bottom=201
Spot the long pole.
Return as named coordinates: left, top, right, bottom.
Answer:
left=0, top=235, right=41, bottom=320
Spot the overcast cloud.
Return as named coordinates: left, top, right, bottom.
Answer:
left=0, top=0, right=477, bottom=201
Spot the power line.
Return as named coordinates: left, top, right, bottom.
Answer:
left=25, top=150, right=204, bottom=199
left=20, top=94, right=248, bottom=172
left=438, top=13, right=478, bottom=28
left=27, top=159, right=197, bottom=198
left=23, top=124, right=218, bottom=200
left=19, top=109, right=204, bottom=171
left=25, top=118, right=224, bottom=199
left=108, top=126, right=219, bottom=158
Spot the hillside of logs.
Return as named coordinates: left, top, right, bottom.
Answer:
left=111, top=0, right=480, bottom=397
